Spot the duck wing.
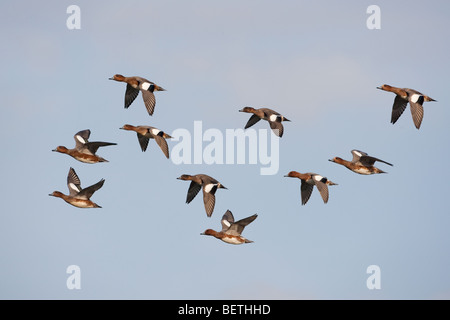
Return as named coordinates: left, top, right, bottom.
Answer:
left=228, top=214, right=258, bottom=235
left=77, top=179, right=105, bottom=200
left=67, top=167, right=82, bottom=196
left=125, top=84, right=140, bottom=109
left=221, top=210, right=235, bottom=231
left=359, top=155, right=393, bottom=167
left=269, top=121, right=284, bottom=137
left=141, top=89, right=156, bottom=116
left=186, top=181, right=202, bottom=204
left=84, top=141, right=117, bottom=155
left=351, top=150, right=367, bottom=163
left=391, top=95, right=408, bottom=125
left=154, top=135, right=169, bottom=159
left=300, top=180, right=314, bottom=205
left=313, top=179, right=329, bottom=204
left=202, top=184, right=218, bottom=217
left=74, top=129, right=91, bottom=149
left=244, top=114, right=261, bottom=129
left=137, top=133, right=150, bottom=152
left=409, top=100, right=424, bottom=129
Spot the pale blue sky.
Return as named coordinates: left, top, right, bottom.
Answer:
left=1, top=1, right=449, bottom=299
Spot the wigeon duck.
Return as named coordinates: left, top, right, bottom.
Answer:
left=377, top=84, right=436, bottom=129
left=201, top=210, right=257, bottom=245
left=109, top=74, right=166, bottom=116
left=329, top=149, right=393, bottom=175
left=177, top=174, right=227, bottom=217
left=120, top=124, right=172, bottom=159
left=52, top=129, right=116, bottom=164
left=284, top=171, right=337, bottom=205
left=49, top=167, right=104, bottom=208
left=239, top=107, right=290, bottom=137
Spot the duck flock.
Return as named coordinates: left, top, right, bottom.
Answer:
left=49, top=74, right=436, bottom=245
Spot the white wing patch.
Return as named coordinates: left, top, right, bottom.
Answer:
left=204, top=183, right=215, bottom=193
left=69, top=183, right=81, bottom=193
left=269, top=114, right=278, bottom=122
left=150, top=128, right=161, bottom=136
left=410, top=94, right=422, bottom=103
left=313, top=175, right=323, bottom=181
left=222, top=220, right=231, bottom=228
left=141, top=82, right=151, bottom=91
left=353, top=150, right=362, bottom=157
left=75, top=135, right=86, bottom=144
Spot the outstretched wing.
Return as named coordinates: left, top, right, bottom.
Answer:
left=186, top=181, right=202, bottom=204
left=137, top=133, right=150, bottom=152
left=67, top=167, right=82, bottom=196
left=391, top=95, right=408, bottom=125
left=141, top=89, right=156, bottom=116
left=154, top=135, right=170, bottom=159
left=125, top=84, right=140, bottom=109
left=313, top=179, right=329, bottom=204
left=78, top=179, right=105, bottom=199
left=351, top=149, right=367, bottom=163
left=202, top=186, right=217, bottom=217
left=409, top=100, right=424, bottom=130
left=359, top=155, right=393, bottom=167
left=269, top=121, right=284, bottom=137
left=244, top=114, right=261, bottom=129
left=300, top=180, right=314, bottom=205
left=221, top=210, right=235, bottom=231
left=228, top=214, right=258, bottom=236
left=84, top=141, right=117, bottom=155
left=74, top=129, right=91, bottom=149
